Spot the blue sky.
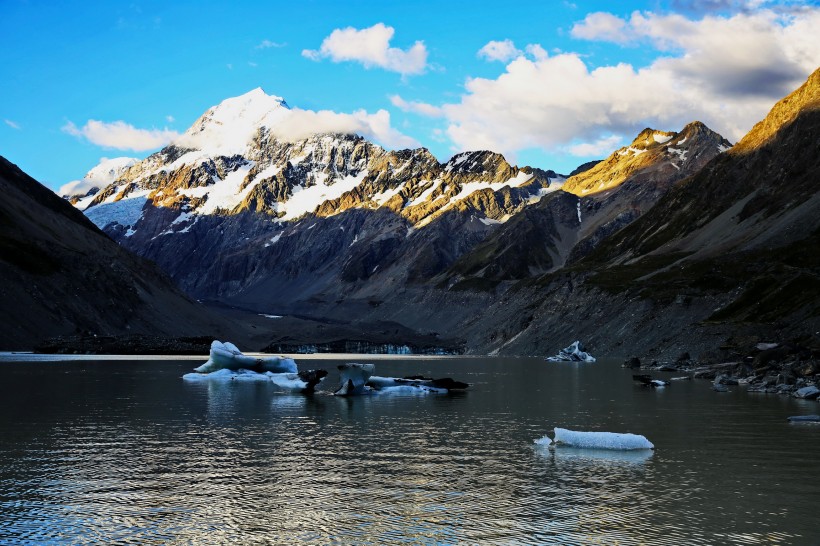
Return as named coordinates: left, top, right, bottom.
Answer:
left=1, top=0, right=818, bottom=191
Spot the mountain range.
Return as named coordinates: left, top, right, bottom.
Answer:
left=7, top=67, right=820, bottom=356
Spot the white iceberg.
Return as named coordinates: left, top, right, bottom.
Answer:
left=182, top=368, right=327, bottom=393
left=546, top=341, right=596, bottom=362
left=193, top=340, right=297, bottom=374
left=334, top=363, right=376, bottom=396
left=551, top=427, right=654, bottom=450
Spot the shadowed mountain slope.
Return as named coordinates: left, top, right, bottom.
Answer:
left=0, top=157, right=236, bottom=350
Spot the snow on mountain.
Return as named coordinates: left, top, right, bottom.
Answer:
left=59, top=156, right=138, bottom=207
left=174, top=87, right=290, bottom=156
left=75, top=89, right=557, bottom=237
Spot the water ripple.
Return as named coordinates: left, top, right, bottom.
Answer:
left=0, top=358, right=817, bottom=544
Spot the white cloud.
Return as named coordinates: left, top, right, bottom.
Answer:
left=165, top=115, right=175, bottom=123
left=255, top=39, right=286, bottom=49
left=412, top=8, right=820, bottom=159
left=4, top=119, right=21, bottom=130
left=565, top=135, right=625, bottom=157
left=389, top=95, right=444, bottom=117
left=270, top=108, right=420, bottom=150
left=302, top=23, right=428, bottom=76
left=571, top=12, right=632, bottom=43
left=58, top=179, right=98, bottom=197
left=248, top=61, right=258, bottom=67
left=477, top=40, right=523, bottom=62
left=62, top=120, right=180, bottom=151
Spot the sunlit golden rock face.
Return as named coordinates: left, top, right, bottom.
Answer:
left=562, top=123, right=732, bottom=197
left=732, top=67, right=820, bottom=154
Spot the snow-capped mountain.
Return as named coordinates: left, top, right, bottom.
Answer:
left=72, top=88, right=560, bottom=305
left=59, top=156, right=138, bottom=206
left=438, top=121, right=732, bottom=287
left=79, top=88, right=556, bottom=233
left=562, top=122, right=732, bottom=197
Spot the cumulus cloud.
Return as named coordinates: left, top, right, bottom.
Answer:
left=565, top=135, right=625, bottom=157
left=406, top=7, right=820, bottom=159
left=302, top=23, right=428, bottom=76
left=62, top=120, right=180, bottom=151
left=58, top=179, right=98, bottom=197
left=571, top=12, right=632, bottom=43
left=477, top=40, right=523, bottom=62
left=389, top=95, right=444, bottom=117
left=271, top=108, right=420, bottom=149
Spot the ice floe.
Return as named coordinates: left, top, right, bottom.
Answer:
left=536, top=427, right=654, bottom=450
left=182, top=368, right=327, bottom=393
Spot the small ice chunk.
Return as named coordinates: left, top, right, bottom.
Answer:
left=534, top=435, right=552, bottom=446
left=553, top=427, right=654, bottom=450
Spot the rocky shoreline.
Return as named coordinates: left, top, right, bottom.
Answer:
left=625, top=336, right=820, bottom=402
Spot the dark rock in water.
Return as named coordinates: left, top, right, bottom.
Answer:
left=625, top=357, right=641, bottom=369
left=429, top=377, right=470, bottom=390
left=712, top=383, right=729, bottom=392
left=633, top=374, right=669, bottom=387
left=787, top=415, right=820, bottom=422
left=793, top=386, right=820, bottom=400
left=297, top=369, right=329, bottom=394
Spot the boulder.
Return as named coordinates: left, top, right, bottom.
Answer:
left=793, top=386, right=820, bottom=400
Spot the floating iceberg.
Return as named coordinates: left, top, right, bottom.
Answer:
left=551, top=427, right=654, bottom=450
left=334, top=363, right=376, bottom=396
left=193, top=340, right=297, bottom=374
left=182, top=368, right=327, bottom=393
left=546, top=341, right=596, bottom=362
left=334, top=364, right=470, bottom=396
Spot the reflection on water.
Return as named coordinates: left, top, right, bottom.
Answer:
left=0, top=356, right=818, bottom=544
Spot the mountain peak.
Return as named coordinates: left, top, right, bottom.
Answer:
left=630, top=128, right=676, bottom=149
left=733, top=67, right=820, bottom=153
left=174, top=88, right=290, bottom=155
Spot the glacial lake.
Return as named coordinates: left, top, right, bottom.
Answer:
left=1, top=354, right=818, bottom=544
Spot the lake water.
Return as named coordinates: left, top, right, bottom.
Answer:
left=0, top=354, right=818, bottom=544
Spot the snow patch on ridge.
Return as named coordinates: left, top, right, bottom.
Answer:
left=178, top=162, right=257, bottom=215
left=277, top=170, right=369, bottom=220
